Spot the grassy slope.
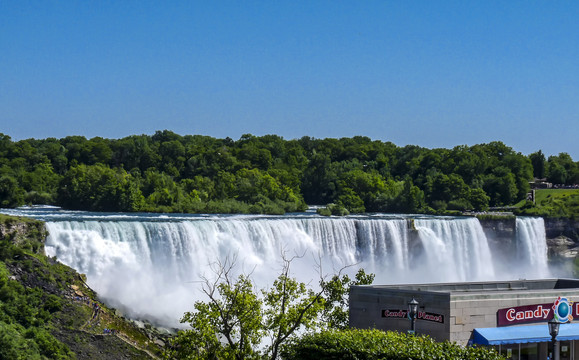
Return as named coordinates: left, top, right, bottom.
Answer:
left=0, top=214, right=164, bottom=359
left=535, top=189, right=579, bottom=204
left=514, top=189, right=579, bottom=218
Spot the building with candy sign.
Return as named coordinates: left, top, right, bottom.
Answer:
left=350, top=279, right=579, bottom=360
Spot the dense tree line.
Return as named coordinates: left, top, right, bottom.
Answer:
left=0, top=131, right=577, bottom=214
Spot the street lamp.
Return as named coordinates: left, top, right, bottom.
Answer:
left=548, top=319, right=561, bottom=360
left=408, top=298, right=419, bottom=334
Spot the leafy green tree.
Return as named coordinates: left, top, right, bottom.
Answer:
left=301, top=152, right=337, bottom=205
left=235, top=168, right=280, bottom=203
left=111, top=135, right=161, bottom=171
left=20, top=162, right=60, bottom=203
left=319, top=269, right=374, bottom=330
left=38, top=138, right=68, bottom=175
left=159, top=140, right=186, bottom=176
left=337, top=188, right=365, bottom=213
left=83, top=137, right=113, bottom=165
left=181, top=176, right=215, bottom=202
left=173, top=270, right=262, bottom=359
left=141, top=170, right=185, bottom=211
left=167, top=255, right=347, bottom=360
left=425, top=173, right=471, bottom=209
left=468, top=188, right=490, bottom=211
left=503, top=153, right=533, bottom=200
left=57, top=164, right=144, bottom=212
left=0, top=134, right=13, bottom=159
left=0, top=176, right=25, bottom=208
left=449, top=145, right=484, bottom=185
left=262, top=255, right=326, bottom=360
left=483, top=167, right=518, bottom=207
left=529, top=150, right=546, bottom=179
left=336, top=169, right=385, bottom=212
left=396, top=178, right=425, bottom=213
left=214, top=171, right=237, bottom=200
left=392, top=145, right=426, bottom=180
left=237, top=145, right=273, bottom=171
left=547, top=153, right=578, bottom=185
left=548, top=162, right=567, bottom=185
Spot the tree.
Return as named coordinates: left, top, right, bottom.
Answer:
left=398, top=177, right=426, bottom=213
left=0, top=176, right=25, bottom=208
left=262, top=255, right=325, bottom=360
left=57, top=164, right=144, bottom=212
left=336, top=169, right=386, bottom=212
left=141, top=170, right=186, bottom=211
left=547, top=162, right=567, bottom=185
left=167, top=255, right=367, bottom=360
left=319, top=268, right=374, bottom=330
left=547, top=153, right=577, bottom=185
left=336, top=188, right=365, bottom=213
left=425, top=173, right=471, bottom=209
left=301, top=152, right=336, bottom=205
left=170, top=258, right=263, bottom=360
left=468, top=188, right=490, bottom=211
left=503, top=153, right=533, bottom=201
left=483, top=167, right=518, bottom=207
left=529, top=150, right=546, bottom=179
left=159, top=140, right=186, bottom=176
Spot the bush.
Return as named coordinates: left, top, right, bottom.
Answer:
left=447, top=199, right=473, bottom=211
left=316, top=203, right=350, bottom=216
left=280, top=329, right=504, bottom=360
left=431, top=200, right=447, bottom=211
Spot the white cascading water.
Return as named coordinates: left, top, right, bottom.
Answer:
left=515, top=217, right=550, bottom=278
left=413, top=217, right=495, bottom=282
left=0, top=208, right=550, bottom=328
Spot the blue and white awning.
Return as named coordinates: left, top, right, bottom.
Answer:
left=472, top=323, right=579, bottom=345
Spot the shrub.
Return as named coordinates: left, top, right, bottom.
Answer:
left=280, top=329, right=504, bottom=360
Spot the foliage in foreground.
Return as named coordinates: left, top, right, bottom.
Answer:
left=280, top=329, right=504, bottom=360
left=164, top=256, right=374, bottom=360
left=166, top=257, right=502, bottom=360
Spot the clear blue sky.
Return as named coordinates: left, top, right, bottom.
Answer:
left=1, top=1, right=578, bottom=159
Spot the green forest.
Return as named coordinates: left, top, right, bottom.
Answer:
left=0, top=131, right=578, bottom=217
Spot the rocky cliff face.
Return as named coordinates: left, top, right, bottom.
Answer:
left=478, top=217, right=517, bottom=265
left=544, top=218, right=579, bottom=261
left=0, top=214, right=47, bottom=253
left=544, top=218, right=579, bottom=242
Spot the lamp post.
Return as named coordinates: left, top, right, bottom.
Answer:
left=548, top=319, right=560, bottom=360
left=408, top=298, right=419, bottom=334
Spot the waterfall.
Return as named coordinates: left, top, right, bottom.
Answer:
left=515, top=217, right=550, bottom=278
left=413, top=217, right=495, bottom=282
left=0, top=207, right=551, bottom=328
